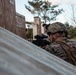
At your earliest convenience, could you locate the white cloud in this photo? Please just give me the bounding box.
[48,0,76,5]
[60,0,76,5]
[48,0,60,5]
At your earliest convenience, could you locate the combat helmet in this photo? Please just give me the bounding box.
[47,22,67,35]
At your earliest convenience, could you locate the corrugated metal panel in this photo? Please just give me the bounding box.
[0,27,76,75]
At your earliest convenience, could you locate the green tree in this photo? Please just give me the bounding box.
[25,0,64,23]
[68,27,76,39]
[26,28,33,39]
[25,0,42,17]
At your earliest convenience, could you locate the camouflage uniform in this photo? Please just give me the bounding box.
[45,38,76,63]
[44,22,76,65]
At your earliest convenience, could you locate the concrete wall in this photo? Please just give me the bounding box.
[41,22,45,34]
[33,17,41,39]
[32,17,46,39]
[0,0,26,39]
[0,0,16,33]
[16,13,26,39]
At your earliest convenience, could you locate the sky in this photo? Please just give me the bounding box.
[15,0,76,26]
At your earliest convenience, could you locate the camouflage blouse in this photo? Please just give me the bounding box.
[44,38,76,64]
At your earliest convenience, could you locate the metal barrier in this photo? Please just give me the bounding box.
[0,27,76,75]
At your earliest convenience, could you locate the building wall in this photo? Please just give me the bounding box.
[33,17,46,39]
[0,0,46,40]
[33,17,41,39]
[34,17,41,35]
[32,24,37,39]
[0,0,26,39]
[16,13,26,39]
[41,22,45,34]
[0,0,16,33]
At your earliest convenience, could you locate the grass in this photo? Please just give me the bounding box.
[69,39,76,42]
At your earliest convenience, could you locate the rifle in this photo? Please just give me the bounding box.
[32,34,50,47]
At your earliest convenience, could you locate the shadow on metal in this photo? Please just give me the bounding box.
[0,27,76,75]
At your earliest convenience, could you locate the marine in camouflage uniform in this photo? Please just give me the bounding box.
[44,22,76,66]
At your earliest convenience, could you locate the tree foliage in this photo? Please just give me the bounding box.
[26,29,33,39]
[68,26,76,39]
[25,0,64,23]
[64,22,76,39]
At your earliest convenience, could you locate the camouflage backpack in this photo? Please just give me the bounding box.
[57,41,76,66]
